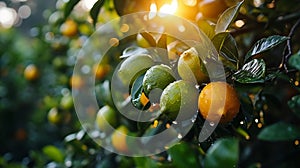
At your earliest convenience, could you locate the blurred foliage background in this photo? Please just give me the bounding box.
[1,0,300,167]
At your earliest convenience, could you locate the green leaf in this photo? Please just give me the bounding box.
[42,145,64,163]
[212,32,239,70]
[96,80,114,107]
[168,142,201,168]
[197,19,215,39]
[245,35,289,61]
[288,95,300,118]
[233,59,266,83]
[90,0,105,26]
[157,34,169,63]
[131,75,150,110]
[215,1,244,33]
[157,34,167,49]
[237,92,254,126]
[64,0,80,19]
[134,157,159,168]
[288,50,300,70]
[212,32,239,62]
[204,138,239,168]
[258,122,300,141]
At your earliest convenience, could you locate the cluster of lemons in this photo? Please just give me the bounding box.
[118,45,240,124]
[94,33,241,153]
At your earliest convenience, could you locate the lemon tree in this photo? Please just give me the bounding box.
[3,0,300,167]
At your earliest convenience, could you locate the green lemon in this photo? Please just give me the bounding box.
[60,95,73,110]
[136,33,152,48]
[160,80,198,120]
[118,54,154,86]
[96,105,118,134]
[142,64,176,96]
[177,47,208,84]
[48,107,61,125]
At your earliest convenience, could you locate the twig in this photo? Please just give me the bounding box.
[279,18,300,72]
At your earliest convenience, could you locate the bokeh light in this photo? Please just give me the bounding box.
[18,5,31,19]
[0,6,18,28]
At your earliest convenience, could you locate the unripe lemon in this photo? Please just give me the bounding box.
[160,80,198,120]
[136,33,151,48]
[198,82,240,124]
[60,95,73,110]
[48,107,61,125]
[47,107,71,125]
[118,54,154,86]
[111,126,129,153]
[178,47,208,84]
[96,105,117,134]
[143,64,176,96]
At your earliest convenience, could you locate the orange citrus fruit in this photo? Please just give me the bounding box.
[60,19,78,37]
[198,82,240,123]
[24,64,39,81]
[94,64,111,80]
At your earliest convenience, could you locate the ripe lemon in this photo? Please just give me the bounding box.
[111,126,128,153]
[24,64,39,81]
[143,64,176,96]
[198,82,240,124]
[60,19,77,37]
[177,47,208,84]
[160,80,198,120]
[93,64,111,80]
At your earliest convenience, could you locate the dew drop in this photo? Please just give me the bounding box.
[209,122,215,126]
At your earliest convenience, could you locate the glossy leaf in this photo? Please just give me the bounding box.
[288,50,300,70]
[233,59,266,83]
[197,20,215,39]
[288,95,300,118]
[168,142,201,168]
[245,35,289,61]
[215,1,244,33]
[157,34,167,49]
[157,34,169,63]
[212,32,239,62]
[204,138,239,168]
[64,0,80,19]
[258,122,300,141]
[90,0,105,26]
[42,145,64,163]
